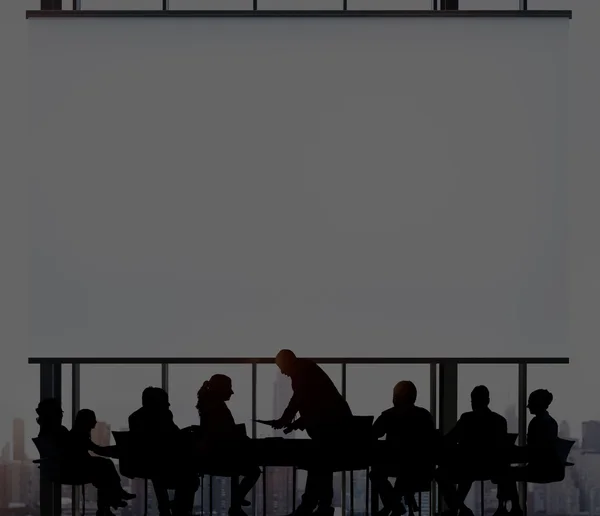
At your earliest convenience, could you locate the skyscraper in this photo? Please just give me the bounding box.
[582,421,600,452]
[559,420,571,439]
[12,419,25,463]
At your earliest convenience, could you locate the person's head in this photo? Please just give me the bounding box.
[196,375,234,411]
[73,409,97,432]
[142,387,170,411]
[275,349,297,376]
[142,386,157,408]
[36,398,63,427]
[527,389,553,416]
[393,381,417,408]
[153,388,170,410]
[470,385,490,411]
[208,374,234,402]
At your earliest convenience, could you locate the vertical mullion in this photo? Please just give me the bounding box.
[341,363,347,516]
[251,363,257,516]
[429,363,437,516]
[161,363,169,392]
[72,364,81,516]
[518,363,528,515]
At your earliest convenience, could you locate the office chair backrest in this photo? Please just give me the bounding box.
[32,437,62,481]
[556,438,575,465]
[32,436,60,459]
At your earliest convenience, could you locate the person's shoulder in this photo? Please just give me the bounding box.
[298,358,316,369]
[492,411,507,423]
[415,405,433,417]
[380,407,395,418]
[459,411,473,421]
[129,407,143,420]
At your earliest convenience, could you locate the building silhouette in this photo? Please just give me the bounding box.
[582,421,600,452]
[11,421,25,464]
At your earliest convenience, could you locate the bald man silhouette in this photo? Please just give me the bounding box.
[272,350,352,516]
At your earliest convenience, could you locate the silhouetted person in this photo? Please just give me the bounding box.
[129,387,199,516]
[36,398,69,445]
[68,409,135,516]
[497,390,560,516]
[272,349,352,516]
[436,386,508,516]
[370,381,436,516]
[195,375,261,516]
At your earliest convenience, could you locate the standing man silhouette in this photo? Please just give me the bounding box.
[272,349,352,516]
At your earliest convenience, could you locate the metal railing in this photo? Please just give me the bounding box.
[30,356,568,516]
[35,0,542,14]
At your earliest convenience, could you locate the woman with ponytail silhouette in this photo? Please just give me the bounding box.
[196,375,261,516]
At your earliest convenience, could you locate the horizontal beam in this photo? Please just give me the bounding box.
[28,357,570,365]
[25,9,572,19]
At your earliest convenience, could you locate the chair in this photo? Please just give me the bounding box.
[522,438,575,484]
[114,430,175,516]
[480,434,520,509]
[32,437,89,516]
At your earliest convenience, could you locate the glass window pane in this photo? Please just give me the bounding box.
[527,364,579,515]
[458,365,518,515]
[169,0,252,9]
[256,363,343,515]
[169,364,252,516]
[80,365,162,516]
[346,364,432,515]
[81,0,161,8]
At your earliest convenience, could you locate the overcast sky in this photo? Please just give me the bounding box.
[1,0,599,456]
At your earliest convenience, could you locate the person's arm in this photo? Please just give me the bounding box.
[88,440,119,458]
[273,393,300,429]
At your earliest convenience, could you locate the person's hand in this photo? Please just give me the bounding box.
[283,420,303,434]
[271,419,285,430]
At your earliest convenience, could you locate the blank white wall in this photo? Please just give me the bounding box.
[27,16,569,359]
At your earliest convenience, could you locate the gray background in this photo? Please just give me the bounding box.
[28,17,568,359]
[0,0,598,455]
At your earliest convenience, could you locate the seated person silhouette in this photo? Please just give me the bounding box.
[436,386,508,516]
[129,387,199,516]
[271,349,353,516]
[195,375,261,516]
[496,389,561,516]
[369,381,436,516]
[68,409,135,515]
